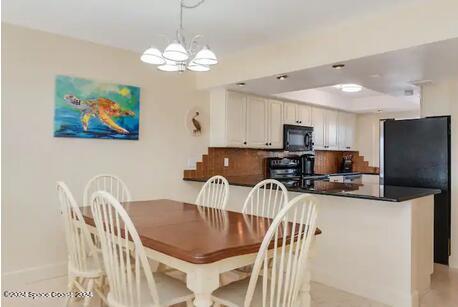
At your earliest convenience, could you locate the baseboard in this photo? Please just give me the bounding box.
[2,262,67,288]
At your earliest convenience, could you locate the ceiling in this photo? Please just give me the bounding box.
[2,0,429,56]
[276,86,420,113]
[227,37,458,112]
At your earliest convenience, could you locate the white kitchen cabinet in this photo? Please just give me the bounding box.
[225,91,247,147]
[325,109,339,150]
[246,96,267,148]
[210,89,355,151]
[210,90,282,149]
[283,102,297,125]
[312,107,326,149]
[283,102,311,126]
[338,112,357,150]
[345,113,356,150]
[297,104,312,126]
[312,107,340,150]
[267,99,284,148]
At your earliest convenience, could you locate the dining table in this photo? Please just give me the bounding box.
[81,199,321,307]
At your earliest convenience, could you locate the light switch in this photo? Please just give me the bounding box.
[224,157,229,167]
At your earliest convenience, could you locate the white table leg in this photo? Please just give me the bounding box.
[186,267,220,307]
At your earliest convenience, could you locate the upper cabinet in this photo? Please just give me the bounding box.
[210,90,283,149]
[326,110,339,150]
[312,107,326,149]
[283,102,311,126]
[312,107,338,150]
[246,96,267,148]
[338,112,357,150]
[210,89,356,151]
[267,99,284,148]
[225,91,247,147]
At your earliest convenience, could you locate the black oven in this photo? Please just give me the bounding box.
[283,125,313,152]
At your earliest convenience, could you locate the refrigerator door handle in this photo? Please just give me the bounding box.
[379,119,385,184]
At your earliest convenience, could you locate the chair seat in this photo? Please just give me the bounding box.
[212,277,265,307]
[107,272,194,307]
[68,254,104,278]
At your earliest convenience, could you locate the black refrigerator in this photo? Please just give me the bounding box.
[382,116,451,265]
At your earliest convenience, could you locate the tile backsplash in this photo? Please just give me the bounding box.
[183,148,378,179]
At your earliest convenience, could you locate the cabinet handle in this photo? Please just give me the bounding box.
[299,121,302,123]
[269,143,272,145]
[265,142,269,146]
[243,141,247,145]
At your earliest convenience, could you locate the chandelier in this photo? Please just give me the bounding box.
[140,0,217,73]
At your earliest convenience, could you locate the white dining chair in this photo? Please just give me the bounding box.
[212,194,318,307]
[242,179,289,218]
[231,179,289,279]
[56,182,107,307]
[83,174,131,206]
[90,191,194,307]
[195,175,229,209]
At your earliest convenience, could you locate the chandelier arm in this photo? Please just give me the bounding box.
[181,0,206,9]
[188,34,204,54]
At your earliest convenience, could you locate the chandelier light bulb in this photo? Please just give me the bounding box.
[163,41,189,62]
[187,62,210,72]
[140,47,166,65]
[157,60,181,72]
[193,46,218,65]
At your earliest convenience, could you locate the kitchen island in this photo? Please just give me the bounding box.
[184,175,440,307]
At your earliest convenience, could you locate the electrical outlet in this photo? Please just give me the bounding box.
[224,157,229,167]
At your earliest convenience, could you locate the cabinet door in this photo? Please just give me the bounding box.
[345,113,356,150]
[297,104,312,126]
[268,100,284,148]
[246,96,268,148]
[337,112,347,150]
[283,102,297,125]
[326,110,339,149]
[312,107,326,149]
[226,92,247,146]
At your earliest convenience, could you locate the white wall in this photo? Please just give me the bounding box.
[355,110,420,166]
[421,79,458,268]
[1,24,209,283]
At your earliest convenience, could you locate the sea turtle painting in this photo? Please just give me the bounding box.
[64,95,135,134]
[54,75,140,140]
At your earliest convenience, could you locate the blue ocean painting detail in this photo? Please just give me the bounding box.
[54,75,140,140]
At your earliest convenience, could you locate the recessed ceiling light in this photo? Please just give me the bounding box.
[411,79,433,86]
[236,82,246,87]
[334,83,362,93]
[276,74,288,80]
[370,74,381,78]
[332,64,345,70]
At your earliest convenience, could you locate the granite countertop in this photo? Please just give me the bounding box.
[183,175,441,202]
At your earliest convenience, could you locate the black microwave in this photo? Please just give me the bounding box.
[283,124,314,152]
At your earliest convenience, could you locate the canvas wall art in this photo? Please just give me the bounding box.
[54,75,140,140]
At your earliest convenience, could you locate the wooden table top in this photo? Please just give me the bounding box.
[82,199,321,264]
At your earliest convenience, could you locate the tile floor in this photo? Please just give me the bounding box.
[2,264,457,307]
